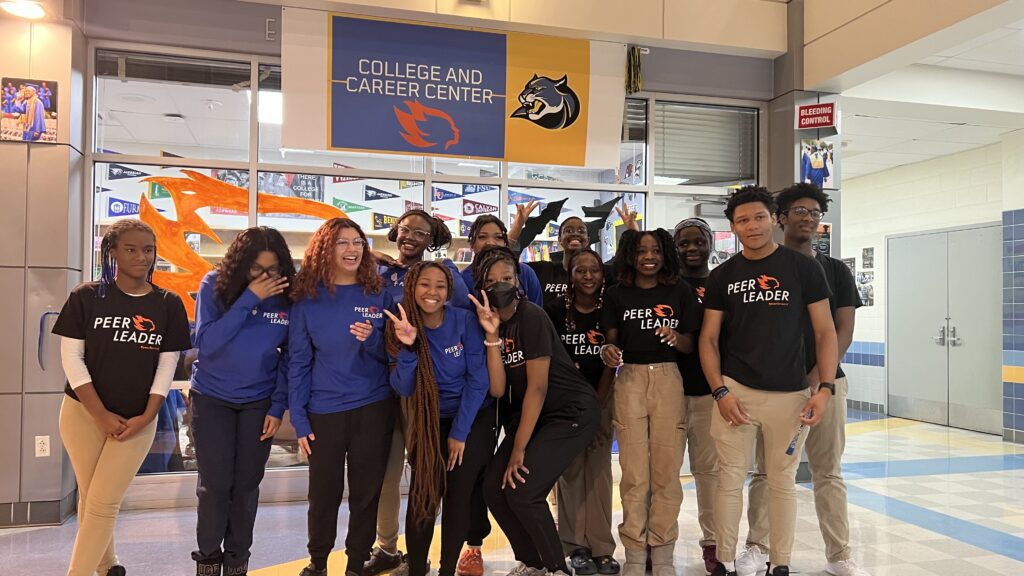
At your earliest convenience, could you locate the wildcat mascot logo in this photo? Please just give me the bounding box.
[511,74,580,130]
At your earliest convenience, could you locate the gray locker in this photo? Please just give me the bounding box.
[21,393,70,502]
[0,267,25,394]
[0,395,22,503]
[27,145,84,270]
[0,145,28,268]
[23,268,79,393]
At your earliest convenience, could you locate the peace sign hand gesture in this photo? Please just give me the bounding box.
[383,304,417,347]
[467,291,500,336]
[616,203,640,231]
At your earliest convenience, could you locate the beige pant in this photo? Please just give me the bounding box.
[747,378,850,562]
[558,402,616,557]
[377,402,408,552]
[710,377,809,567]
[612,363,686,551]
[60,396,157,576]
[684,394,718,548]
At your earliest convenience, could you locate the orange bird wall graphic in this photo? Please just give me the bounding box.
[137,170,347,320]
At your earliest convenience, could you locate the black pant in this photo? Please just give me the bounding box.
[191,391,275,570]
[484,400,599,573]
[307,398,396,574]
[406,405,497,576]
[466,404,502,547]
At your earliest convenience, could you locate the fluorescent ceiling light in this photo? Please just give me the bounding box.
[246,90,283,125]
[458,162,494,168]
[654,176,690,186]
[1,1,45,19]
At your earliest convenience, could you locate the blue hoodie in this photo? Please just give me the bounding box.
[380,259,471,309]
[288,283,393,438]
[190,270,289,417]
[390,305,489,442]
[460,262,544,307]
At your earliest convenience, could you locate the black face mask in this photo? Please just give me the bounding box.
[484,282,519,309]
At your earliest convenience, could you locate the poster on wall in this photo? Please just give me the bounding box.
[862,247,874,269]
[800,139,835,190]
[842,258,856,274]
[1,78,57,143]
[857,271,875,306]
[815,222,832,256]
[282,9,626,167]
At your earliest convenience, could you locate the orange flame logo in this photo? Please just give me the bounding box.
[138,170,347,320]
[756,275,781,290]
[394,100,460,151]
[132,315,155,331]
[653,304,674,318]
[586,330,605,345]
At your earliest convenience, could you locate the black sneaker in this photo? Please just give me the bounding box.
[107,567,127,576]
[593,555,620,575]
[224,562,248,576]
[711,564,736,576]
[196,561,222,576]
[569,549,597,576]
[769,566,789,576]
[299,563,328,576]
[364,547,404,576]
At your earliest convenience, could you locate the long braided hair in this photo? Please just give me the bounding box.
[291,218,381,300]
[469,245,521,293]
[98,219,156,297]
[384,261,452,526]
[564,248,605,332]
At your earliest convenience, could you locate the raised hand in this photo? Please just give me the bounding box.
[616,203,640,231]
[248,273,289,301]
[513,200,541,228]
[384,304,417,347]
[468,292,500,336]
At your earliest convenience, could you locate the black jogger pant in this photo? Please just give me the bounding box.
[191,391,275,571]
[406,404,497,576]
[484,399,599,573]
[306,398,396,574]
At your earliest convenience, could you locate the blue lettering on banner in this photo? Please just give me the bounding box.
[364,185,398,201]
[509,190,544,205]
[330,16,507,158]
[433,186,461,202]
[107,197,140,217]
[463,184,497,195]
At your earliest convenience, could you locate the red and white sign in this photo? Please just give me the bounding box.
[795,103,836,130]
[463,199,498,216]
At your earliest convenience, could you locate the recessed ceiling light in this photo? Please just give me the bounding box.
[1,1,46,19]
[163,113,186,124]
[120,93,155,104]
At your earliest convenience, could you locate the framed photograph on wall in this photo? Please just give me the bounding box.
[1,78,57,142]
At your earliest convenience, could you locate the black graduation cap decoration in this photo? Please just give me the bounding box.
[513,198,568,252]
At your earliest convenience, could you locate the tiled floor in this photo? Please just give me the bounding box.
[1,416,1022,576]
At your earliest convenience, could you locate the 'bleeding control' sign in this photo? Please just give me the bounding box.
[795,103,836,130]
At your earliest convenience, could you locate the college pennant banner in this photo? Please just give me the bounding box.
[282,9,626,168]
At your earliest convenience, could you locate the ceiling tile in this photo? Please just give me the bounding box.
[930,124,1012,144]
[882,139,982,156]
[950,29,1024,66]
[173,86,250,122]
[187,118,249,150]
[842,115,954,139]
[918,56,948,65]
[847,151,932,165]
[934,57,1024,76]
[935,27,1017,58]
[109,111,197,146]
[840,134,907,153]
[98,78,180,115]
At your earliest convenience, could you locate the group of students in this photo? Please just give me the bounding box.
[54,183,867,576]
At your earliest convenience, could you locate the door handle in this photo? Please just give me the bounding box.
[38,310,60,370]
[949,325,962,347]
[932,325,946,346]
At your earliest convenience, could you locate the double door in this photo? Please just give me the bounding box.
[887,224,1001,434]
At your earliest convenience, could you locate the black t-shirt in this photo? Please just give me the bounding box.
[703,245,831,392]
[53,282,193,418]
[545,297,607,388]
[499,301,596,423]
[602,280,701,365]
[528,258,614,308]
[677,275,711,396]
[805,252,862,380]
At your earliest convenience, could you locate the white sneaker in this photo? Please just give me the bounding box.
[507,562,545,576]
[735,545,769,576]
[825,559,871,576]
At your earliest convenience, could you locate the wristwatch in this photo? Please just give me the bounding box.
[818,382,836,395]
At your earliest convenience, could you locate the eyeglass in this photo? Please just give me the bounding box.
[249,263,281,277]
[787,207,824,221]
[335,239,367,250]
[561,227,588,236]
[397,225,431,241]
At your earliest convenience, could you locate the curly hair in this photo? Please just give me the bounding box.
[724,185,775,223]
[564,248,604,332]
[469,244,521,292]
[387,209,453,253]
[614,229,680,288]
[468,215,509,247]
[775,183,831,230]
[215,227,296,308]
[98,219,156,298]
[291,218,381,300]
[384,261,453,526]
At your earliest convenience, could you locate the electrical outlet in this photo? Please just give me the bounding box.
[35,435,50,458]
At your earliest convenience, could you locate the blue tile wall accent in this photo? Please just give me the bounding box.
[841,340,886,367]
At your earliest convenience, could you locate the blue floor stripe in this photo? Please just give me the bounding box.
[842,455,1024,480]
[844,484,1024,562]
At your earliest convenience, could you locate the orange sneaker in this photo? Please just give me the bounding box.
[457,548,484,576]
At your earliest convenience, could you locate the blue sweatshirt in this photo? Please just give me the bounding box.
[460,261,544,307]
[288,284,393,438]
[380,259,472,309]
[390,305,489,442]
[190,270,289,418]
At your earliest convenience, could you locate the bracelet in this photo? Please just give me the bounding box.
[818,382,836,396]
[712,386,730,401]
[483,338,503,348]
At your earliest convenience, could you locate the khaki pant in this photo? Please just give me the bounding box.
[710,378,809,567]
[558,402,616,557]
[60,396,157,576]
[377,403,408,552]
[684,394,718,548]
[747,378,850,562]
[612,363,685,551]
